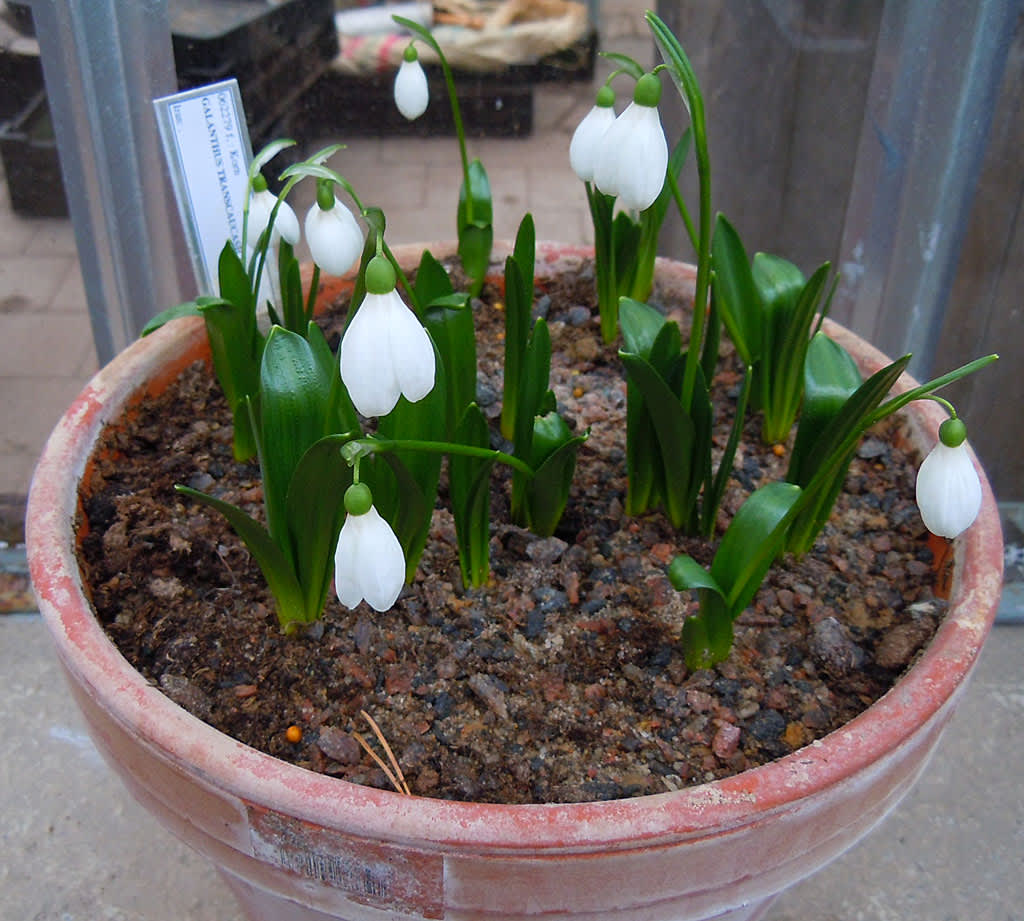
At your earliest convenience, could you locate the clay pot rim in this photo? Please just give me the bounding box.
[26,241,1003,854]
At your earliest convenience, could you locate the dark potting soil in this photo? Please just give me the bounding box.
[77,259,946,804]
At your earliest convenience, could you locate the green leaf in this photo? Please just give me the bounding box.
[141,300,203,336]
[424,295,475,440]
[788,332,862,486]
[457,158,493,295]
[711,214,762,366]
[413,250,455,311]
[512,213,535,305]
[257,327,334,551]
[175,485,307,631]
[524,413,587,537]
[711,481,802,617]
[619,350,696,529]
[510,318,553,524]
[450,403,495,587]
[668,554,725,597]
[284,434,353,621]
[681,595,734,671]
[501,256,531,440]
[597,50,646,80]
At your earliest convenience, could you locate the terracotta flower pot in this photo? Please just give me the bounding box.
[27,243,1003,921]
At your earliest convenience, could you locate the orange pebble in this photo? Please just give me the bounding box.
[285,725,303,744]
[772,443,786,457]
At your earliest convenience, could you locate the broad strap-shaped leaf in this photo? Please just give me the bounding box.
[711,214,762,367]
[424,293,475,440]
[284,434,353,621]
[501,256,531,440]
[175,485,307,631]
[141,300,204,336]
[257,327,334,551]
[413,249,455,315]
[450,403,495,588]
[510,318,553,524]
[524,412,587,538]
[711,481,802,616]
[619,350,696,529]
[788,332,862,486]
[667,556,732,671]
[512,213,535,307]
[457,158,493,295]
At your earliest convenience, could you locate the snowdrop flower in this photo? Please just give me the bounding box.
[394,45,429,121]
[915,417,982,538]
[593,72,668,212]
[339,254,435,417]
[305,180,364,277]
[247,175,300,247]
[569,85,616,183]
[334,483,405,612]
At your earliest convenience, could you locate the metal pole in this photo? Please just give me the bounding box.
[28,0,193,365]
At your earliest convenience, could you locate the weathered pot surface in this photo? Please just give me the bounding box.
[26,242,1003,921]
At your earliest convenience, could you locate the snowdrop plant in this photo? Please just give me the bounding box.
[155,13,993,664]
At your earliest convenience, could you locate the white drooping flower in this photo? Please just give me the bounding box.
[334,485,406,612]
[339,255,435,418]
[592,73,668,212]
[915,417,983,539]
[569,86,616,183]
[305,192,364,277]
[247,182,300,247]
[394,46,429,121]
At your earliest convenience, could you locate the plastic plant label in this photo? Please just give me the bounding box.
[154,79,253,294]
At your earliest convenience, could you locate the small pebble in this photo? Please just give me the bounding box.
[809,616,865,676]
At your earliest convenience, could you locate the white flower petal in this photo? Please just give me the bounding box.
[248,188,300,246]
[339,293,401,417]
[394,58,429,120]
[386,292,436,404]
[305,200,364,277]
[353,506,406,611]
[334,514,366,608]
[592,102,668,212]
[569,104,616,182]
[915,442,983,538]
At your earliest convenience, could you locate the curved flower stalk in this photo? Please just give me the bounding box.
[593,72,668,213]
[394,44,429,120]
[339,253,436,418]
[916,416,982,538]
[305,179,364,277]
[334,483,406,611]
[393,14,492,296]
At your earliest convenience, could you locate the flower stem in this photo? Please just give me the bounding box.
[348,436,536,477]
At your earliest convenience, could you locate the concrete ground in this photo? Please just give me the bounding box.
[2,2,1021,918]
